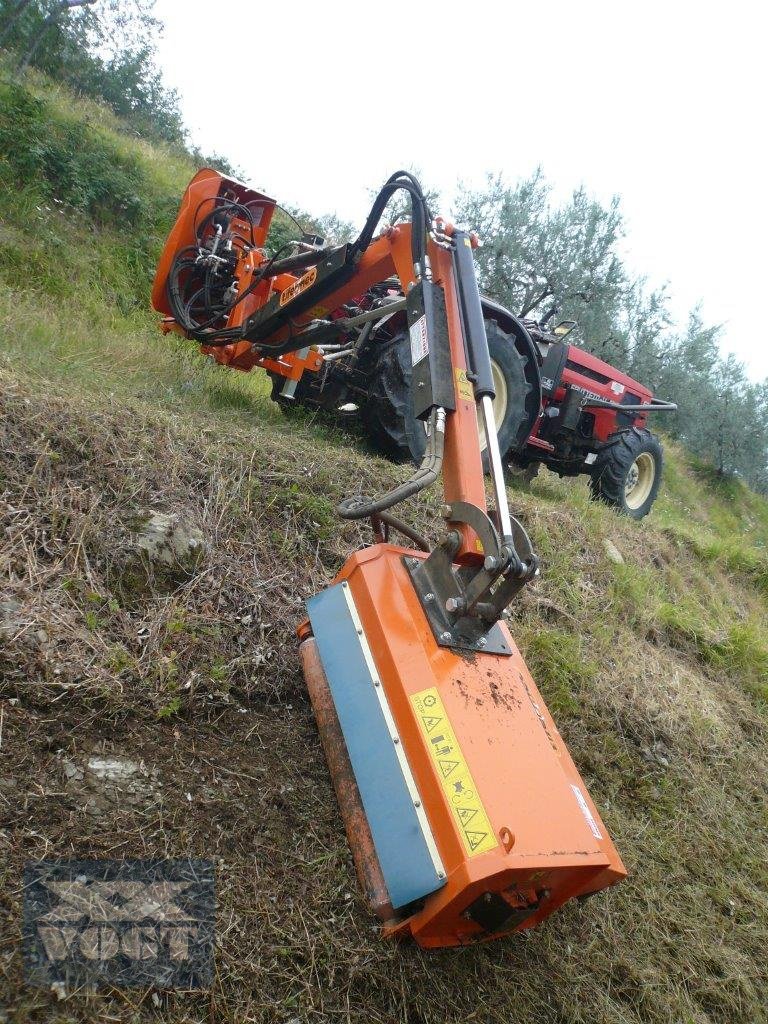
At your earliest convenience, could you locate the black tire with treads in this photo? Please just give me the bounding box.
[361,320,531,470]
[359,330,422,463]
[589,427,663,519]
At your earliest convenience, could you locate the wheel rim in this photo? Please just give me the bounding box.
[476,359,508,453]
[625,451,656,510]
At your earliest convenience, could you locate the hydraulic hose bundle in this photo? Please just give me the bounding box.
[351,170,432,273]
[166,196,292,345]
[336,172,439,522]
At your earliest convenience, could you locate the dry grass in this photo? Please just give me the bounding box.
[1,366,767,1024]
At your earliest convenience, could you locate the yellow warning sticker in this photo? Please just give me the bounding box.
[410,687,497,857]
[455,367,474,403]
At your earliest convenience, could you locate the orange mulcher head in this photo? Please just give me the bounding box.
[300,543,625,948]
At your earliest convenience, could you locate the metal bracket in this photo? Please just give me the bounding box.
[403,502,538,656]
[404,554,512,656]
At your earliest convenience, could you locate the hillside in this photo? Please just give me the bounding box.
[2,74,768,1024]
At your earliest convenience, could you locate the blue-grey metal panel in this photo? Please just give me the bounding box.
[307,583,445,909]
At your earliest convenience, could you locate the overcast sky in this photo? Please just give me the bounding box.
[154,0,766,379]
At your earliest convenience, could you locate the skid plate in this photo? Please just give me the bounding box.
[307,581,445,910]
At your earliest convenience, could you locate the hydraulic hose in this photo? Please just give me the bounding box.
[167,239,294,343]
[351,171,431,272]
[372,511,431,552]
[265,247,334,277]
[337,408,445,520]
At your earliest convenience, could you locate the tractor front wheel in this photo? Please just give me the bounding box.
[589,428,663,519]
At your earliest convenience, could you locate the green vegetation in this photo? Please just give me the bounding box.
[0,0,186,145]
[1,71,768,1024]
[0,81,153,226]
[0,71,297,415]
[458,174,768,493]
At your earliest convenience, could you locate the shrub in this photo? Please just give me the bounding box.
[0,81,149,227]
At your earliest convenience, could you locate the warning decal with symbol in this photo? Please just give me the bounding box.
[410,687,498,858]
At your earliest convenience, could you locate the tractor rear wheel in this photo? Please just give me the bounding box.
[589,427,663,519]
[361,319,531,469]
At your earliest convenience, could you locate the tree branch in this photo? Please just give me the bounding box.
[0,0,33,46]
[16,0,99,74]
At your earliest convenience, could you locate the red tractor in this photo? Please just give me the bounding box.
[270,282,675,519]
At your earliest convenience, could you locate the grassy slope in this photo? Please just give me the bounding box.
[1,74,767,1024]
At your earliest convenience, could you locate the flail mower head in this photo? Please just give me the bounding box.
[152,169,626,947]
